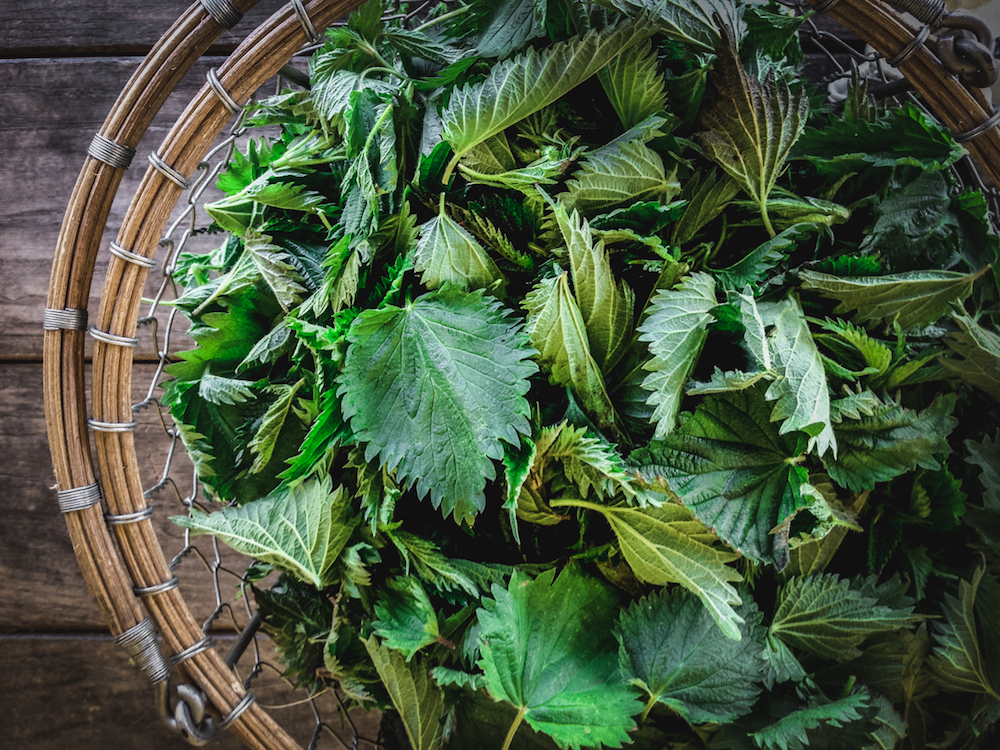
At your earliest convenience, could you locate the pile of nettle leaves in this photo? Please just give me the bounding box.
[164,0,1000,746]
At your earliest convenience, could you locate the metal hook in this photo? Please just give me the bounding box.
[155,679,216,746]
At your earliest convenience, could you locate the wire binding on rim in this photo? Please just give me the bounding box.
[218,692,257,731]
[87,417,139,432]
[43,307,88,331]
[115,618,170,684]
[109,241,157,269]
[207,68,243,115]
[57,483,103,514]
[290,0,322,45]
[199,0,243,29]
[87,132,137,169]
[105,506,155,525]
[171,637,216,666]
[955,106,1000,143]
[886,25,932,67]
[813,0,841,14]
[148,151,192,190]
[134,577,180,598]
[89,325,139,348]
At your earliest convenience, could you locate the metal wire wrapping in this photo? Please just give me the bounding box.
[112,1,1000,748]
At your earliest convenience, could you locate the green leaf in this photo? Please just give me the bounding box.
[598,39,668,129]
[441,18,654,168]
[799,267,988,330]
[388,529,502,598]
[447,688,562,750]
[523,271,616,429]
[338,286,536,524]
[672,168,740,247]
[446,0,547,59]
[364,636,446,750]
[941,313,1000,403]
[965,431,1000,547]
[171,476,356,589]
[823,393,957,492]
[243,232,311,312]
[373,576,441,660]
[558,499,744,639]
[248,379,305,474]
[631,386,807,567]
[597,0,744,52]
[764,297,836,457]
[553,203,634,373]
[477,567,641,749]
[710,224,811,291]
[750,689,873,750]
[617,588,765,722]
[413,198,507,294]
[697,26,808,236]
[561,139,680,215]
[198,371,258,406]
[638,272,717,439]
[930,568,1000,699]
[769,574,918,661]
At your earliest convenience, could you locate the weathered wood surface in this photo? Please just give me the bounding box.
[1,0,287,56]
[0,636,382,749]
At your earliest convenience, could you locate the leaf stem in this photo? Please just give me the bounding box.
[760,200,776,238]
[640,694,657,723]
[442,153,461,187]
[500,706,527,750]
[412,5,470,33]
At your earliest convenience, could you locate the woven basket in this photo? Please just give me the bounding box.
[43,0,1000,747]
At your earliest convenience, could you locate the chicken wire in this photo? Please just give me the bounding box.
[122,2,998,747]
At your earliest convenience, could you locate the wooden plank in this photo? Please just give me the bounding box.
[0,361,259,631]
[0,635,382,749]
[0,55,272,361]
[0,0,292,57]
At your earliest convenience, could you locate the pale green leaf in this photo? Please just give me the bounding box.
[198,371,258,406]
[799,267,988,330]
[964,431,1000,547]
[737,288,772,371]
[686,367,771,395]
[553,203,634,372]
[597,0,743,52]
[672,168,740,246]
[561,140,680,215]
[338,286,536,524]
[598,39,668,129]
[770,574,919,661]
[244,233,310,312]
[750,690,872,750]
[764,297,836,457]
[697,26,808,236]
[477,567,641,749]
[373,576,441,660]
[617,588,765,722]
[941,313,1000,402]
[171,476,355,588]
[364,637,446,750]
[523,272,616,428]
[238,321,293,374]
[441,18,655,165]
[459,150,566,193]
[414,198,507,294]
[248,379,305,474]
[558,499,744,640]
[462,133,518,174]
[638,272,717,439]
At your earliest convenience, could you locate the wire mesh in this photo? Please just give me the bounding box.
[122,2,999,748]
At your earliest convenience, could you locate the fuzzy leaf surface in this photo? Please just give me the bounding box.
[414,204,506,294]
[597,0,743,52]
[338,286,536,524]
[598,39,668,129]
[477,567,641,749]
[561,140,679,215]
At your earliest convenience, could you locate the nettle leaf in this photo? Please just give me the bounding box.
[630,386,808,568]
[248,379,305,474]
[198,371,258,406]
[597,0,743,52]
[364,637,446,750]
[749,689,874,750]
[523,271,616,428]
[764,297,836,457]
[557,499,744,640]
[799,267,987,330]
[639,272,717,439]
[554,203,634,372]
[441,18,654,170]
[697,25,808,237]
[477,567,641,749]
[598,39,668,130]
[171,476,356,589]
[617,588,765,723]
[672,168,740,247]
[823,393,957,492]
[561,139,680,215]
[769,574,918,661]
[941,313,1000,403]
[243,232,311,312]
[965,431,1000,547]
[448,0,547,59]
[711,224,810,292]
[414,197,507,294]
[338,286,536,524]
[373,576,441,660]
[527,422,638,504]
[930,567,1000,699]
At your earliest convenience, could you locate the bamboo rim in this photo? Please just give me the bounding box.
[42,0,1000,748]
